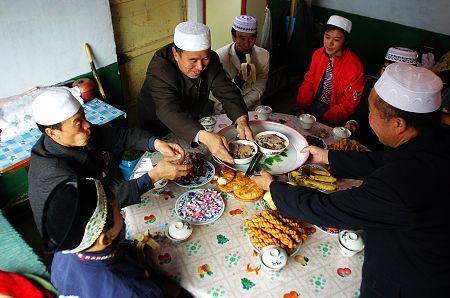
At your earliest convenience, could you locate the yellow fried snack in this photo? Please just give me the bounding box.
[245,210,308,254]
[309,174,337,183]
[302,178,337,191]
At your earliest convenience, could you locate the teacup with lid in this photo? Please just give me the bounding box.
[259,245,288,272]
[338,230,364,257]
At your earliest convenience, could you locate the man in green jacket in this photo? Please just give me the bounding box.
[137,21,253,164]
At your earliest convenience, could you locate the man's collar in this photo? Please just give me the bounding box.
[43,134,89,164]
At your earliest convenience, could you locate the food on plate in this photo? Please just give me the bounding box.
[216,167,235,185]
[175,152,207,185]
[305,135,326,149]
[246,210,307,254]
[290,164,337,191]
[256,133,287,150]
[229,142,256,159]
[216,169,264,202]
[328,138,365,151]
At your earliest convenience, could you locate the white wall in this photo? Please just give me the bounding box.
[314,0,450,36]
[0,0,117,98]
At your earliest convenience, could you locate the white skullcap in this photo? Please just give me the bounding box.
[327,15,352,34]
[385,47,418,65]
[174,22,211,51]
[374,63,443,113]
[32,87,81,125]
[232,15,257,33]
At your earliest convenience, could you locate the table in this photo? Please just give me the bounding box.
[0,99,125,173]
[124,113,364,298]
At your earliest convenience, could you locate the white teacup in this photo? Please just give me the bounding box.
[338,230,364,257]
[333,127,351,141]
[259,245,288,272]
[255,105,272,121]
[299,114,316,130]
[199,116,217,132]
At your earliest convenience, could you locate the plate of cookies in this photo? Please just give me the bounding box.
[245,210,308,255]
[215,167,264,202]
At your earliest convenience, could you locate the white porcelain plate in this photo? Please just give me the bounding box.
[314,225,340,235]
[216,121,309,175]
[174,161,215,188]
[175,189,225,225]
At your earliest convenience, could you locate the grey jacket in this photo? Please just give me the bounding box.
[137,43,248,141]
[28,124,152,235]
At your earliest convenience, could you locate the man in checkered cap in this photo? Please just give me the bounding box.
[215,15,270,112]
[29,87,191,241]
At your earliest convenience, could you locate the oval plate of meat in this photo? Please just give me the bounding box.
[216,121,309,175]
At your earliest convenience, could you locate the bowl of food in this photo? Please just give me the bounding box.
[254,131,289,157]
[229,140,258,164]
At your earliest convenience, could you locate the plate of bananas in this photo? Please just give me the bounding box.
[288,164,337,192]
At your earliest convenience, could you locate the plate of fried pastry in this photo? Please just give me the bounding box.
[214,167,264,202]
[245,210,308,255]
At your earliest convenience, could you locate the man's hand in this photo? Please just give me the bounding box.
[198,131,234,164]
[301,145,329,164]
[148,155,192,182]
[250,170,274,191]
[154,139,185,164]
[235,115,254,141]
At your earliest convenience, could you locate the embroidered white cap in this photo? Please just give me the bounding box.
[374,63,443,113]
[385,47,418,65]
[327,15,352,34]
[32,87,82,125]
[232,15,257,33]
[174,21,211,51]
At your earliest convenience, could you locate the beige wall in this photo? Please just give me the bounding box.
[206,0,267,50]
[205,0,241,50]
[246,0,266,46]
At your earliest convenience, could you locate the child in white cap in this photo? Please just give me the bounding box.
[252,64,450,297]
[215,15,270,111]
[46,177,191,297]
[137,21,254,165]
[297,15,364,126]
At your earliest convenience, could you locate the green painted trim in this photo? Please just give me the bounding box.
[61,62,124,110]
[0,169,29,207]
[312,6,450,74]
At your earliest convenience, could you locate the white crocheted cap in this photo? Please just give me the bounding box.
[385,47,418,65]
[327,15,352,34]
[232,15,257,33]
[32,87,81,125]
[174,21,211,51]
[374,63,443,113]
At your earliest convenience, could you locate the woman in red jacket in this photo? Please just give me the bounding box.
[297,15,364,126]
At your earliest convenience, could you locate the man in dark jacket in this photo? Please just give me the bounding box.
[137,21,253,164]
[252,64,450,297]
[28,88,191,236]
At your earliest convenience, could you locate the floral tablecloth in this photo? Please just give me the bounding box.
[123,113,363,298]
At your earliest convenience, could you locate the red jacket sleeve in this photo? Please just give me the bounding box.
[297,49,322,110]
